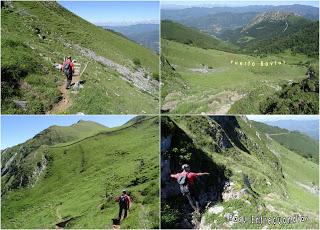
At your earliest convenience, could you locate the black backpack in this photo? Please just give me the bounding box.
[119,195,127,207]
[178,173,190,195]
[64,63,71,76]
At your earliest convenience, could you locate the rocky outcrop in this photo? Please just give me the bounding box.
[74,44,159,97]
[210,116,250,153]
[30,155,48,187]
[1,152,17,176]
[222,181,247,201]
[161,117,229,228]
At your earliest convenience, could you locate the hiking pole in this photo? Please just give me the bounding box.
[80,62,89,77]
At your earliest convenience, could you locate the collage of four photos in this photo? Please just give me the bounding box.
[1,0,319,229]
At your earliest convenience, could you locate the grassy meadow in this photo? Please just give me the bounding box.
[1,117,160,229]
[1,1,159,114]
[161,39,317,114]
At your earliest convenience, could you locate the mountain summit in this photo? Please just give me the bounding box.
[1,117,159,228]
[242,11,297,32]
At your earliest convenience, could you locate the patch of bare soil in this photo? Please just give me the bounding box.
[208,91,245,114]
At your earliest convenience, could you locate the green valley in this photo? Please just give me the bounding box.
[1,116,160,229]
[161,7,319,115]
[1,1,159,114]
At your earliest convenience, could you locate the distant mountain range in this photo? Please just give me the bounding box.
[257,119,319,140]
[103,23,159,52]
[162,4,319,57]
[162,4,319,23]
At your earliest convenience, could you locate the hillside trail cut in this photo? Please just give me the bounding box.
[47,62,88,114]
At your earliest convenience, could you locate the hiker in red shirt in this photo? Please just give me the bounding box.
[62,56,75,89]
[115,190,131,221]
[171,164,209,212]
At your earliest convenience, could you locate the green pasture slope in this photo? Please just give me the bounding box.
[1,1,159,114]
[252,121,319,163]
[1,117,160,229]
[161,116,318,229]
[267,140,319,222]
[161,20,235,52]
[161,39,315,114]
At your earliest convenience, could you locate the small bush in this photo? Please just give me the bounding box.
[152,73,159,81]
[132,57,141,66]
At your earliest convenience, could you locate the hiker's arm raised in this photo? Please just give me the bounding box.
[170,174,178,179]
[197,172,210,176]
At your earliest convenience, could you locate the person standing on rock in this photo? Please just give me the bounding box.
[170,164,209,212]
[62,56,74,89]
[115,190,131,221]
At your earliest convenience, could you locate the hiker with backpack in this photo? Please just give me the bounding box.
[170,164,209,212]
[62,56,75,89]
[115,190,131,221]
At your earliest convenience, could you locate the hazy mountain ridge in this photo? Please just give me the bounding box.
[257,119,319,140]
[103,24,160,52]
[162,4,319,22]
[251,120,319,163]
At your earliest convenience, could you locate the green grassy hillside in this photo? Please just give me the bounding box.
[1,117,160,229]
[220,14,318,58]
[161,20,235,52]
[245,21,319,58]
[222,15,310,44]
[1,1,159,114]
[161,39,317,114]
[161,116,319,229]
[252,121,319,163]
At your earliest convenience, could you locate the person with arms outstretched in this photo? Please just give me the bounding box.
[170,164,209,212]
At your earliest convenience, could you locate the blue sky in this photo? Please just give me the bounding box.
[162,0,319,8]
[247,115,319,122]
[58,1,160,25]
[1,115,135,149]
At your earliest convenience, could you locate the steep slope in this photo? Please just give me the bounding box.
[229,68,319,114]
[252,121,319,164]
[1,117,159,229]
[160,55,187,112]
[161,116,319,229]
[161,20,235,52]
[247,20,319,58]
[220,12,318,58]
[1,120,109,193]
[1,1,159,114]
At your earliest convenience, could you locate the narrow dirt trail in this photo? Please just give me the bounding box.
[47,74,80,114]
[268,132,290,136]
